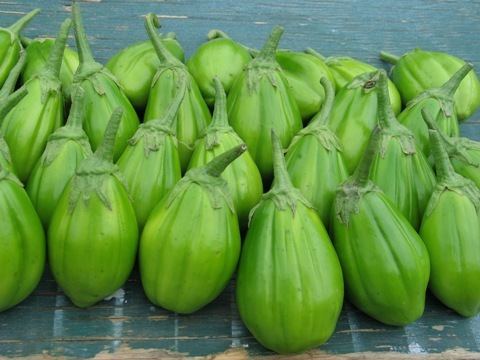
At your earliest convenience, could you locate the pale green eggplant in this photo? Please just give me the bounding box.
[140,145,245,314]
[71,2,139,160]
[188,77,263,227]
[228,26,302,182]
[236,131,343,354]
[144,14,211,171]
[285,77,348,225]
[1,19,71,182]
[49,108,138,308]
[27,88,92,228]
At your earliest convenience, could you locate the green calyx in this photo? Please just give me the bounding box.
[6,8,40,40]
[347,70,381,92]
[145,13,183,68]
[166,144,247,212]
[0,50,26,98]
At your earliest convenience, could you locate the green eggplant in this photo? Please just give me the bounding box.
[27,88,92,228]
[285,77,348,225]
[331,126,430,326]
[0,9,39,87]
[367,70,435,229]
[187,30,251,106]
[144,14,211,171]
[0,166,45,312]
[327,71,381,173]
[305,48,401,114]
[236,130,343,354]
[116,78,184,229]
[188,77,263,227]
[48,108,138,308]
[71,2,139,160]
[21,36,79,101]
[381,48,480,120]
[140,145,245,314]
[228,26,302,182]
[398,64,472,156]
[1,19,71,182]
[419,119,480,317]
[107,35,185,110]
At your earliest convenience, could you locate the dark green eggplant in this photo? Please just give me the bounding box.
[228,26,302,181]
[1,19,71,182]
[0,165,45,312]
[188,77,263,227]
[398,64,472,156]
[48,108,138,308]
[236,130,343,354]
[187,30,251,106]
[0,9,39,87]
[107,35,184,110]
[71,2,139,160]
[381,48,480,120]
[140,145,245,314]
[27,88,92,228]
[367,70,435,229]
[116,78,184,229]
[285,77,348,225]
[420,122,480,317]
[305,48,401,114]
[331,126,430,326]
[144,14,211,171]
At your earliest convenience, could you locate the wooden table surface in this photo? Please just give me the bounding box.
[0,1,479,359]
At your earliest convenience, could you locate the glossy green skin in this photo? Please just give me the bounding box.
[187,38,251,106]
[140,183,241,314]
[144,70,211,171]
[27,139,91,228]
[78,72,140,160]
[48,176,138,308]
[106,39,185,110]
[1,79,63,182]
[0,177,45,312]
[398,98,459,157]
[285,133,348,225]
[368,136,436,230]
[228,71,302,181]
[188,132,263,227]
[332,191,430,325]
[276,51,334,120]
[22,39,79,100]
[389,49,480,120]
[420,191,480,317]
[237,200,344,354]
[117,130,181,229]
[0,30,21,88]
[325,57,401,114]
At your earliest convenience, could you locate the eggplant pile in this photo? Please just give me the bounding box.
[1,3,480,355]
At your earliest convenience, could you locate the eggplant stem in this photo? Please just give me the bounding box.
[352,126,382,186]
[439,63,473,97]
[144,13,182,66]
[271,129,294,189]
[8,8,40,35]
[65,87,85,128]
[304,47,326,60]
[309,77,335,126]
[94,107,123,162]
[255,26,283,62]
[204,144,247,177]
[0,50,26,98]
[207,29,231,40]
[43,18,72,79]
[427,125,456,182]
[377,70,397,128]
[210,77,229,128]
[72,2,95,64]
[379,51,399,64]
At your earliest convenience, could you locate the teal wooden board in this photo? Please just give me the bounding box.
[0,0,479,358]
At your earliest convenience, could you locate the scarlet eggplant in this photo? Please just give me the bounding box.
[144,14,211,171]
[420,122,480,317]
[187,30,251,106]
[48,108,138,308]
[71,2,139,160]
[116,79,184,229]
[381,48,480,120]
[228,26,302,181]
[1,19,71,182]
[236,131,343,354]
[0,9,39,87]
[140,145,245,314]
[398,64,472,156]
[27,88,92,228]
[188,77,263,227]
[285,77,348,225]
[107,35,184,110]
[331,126,430,326]
[0,166,45,312]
